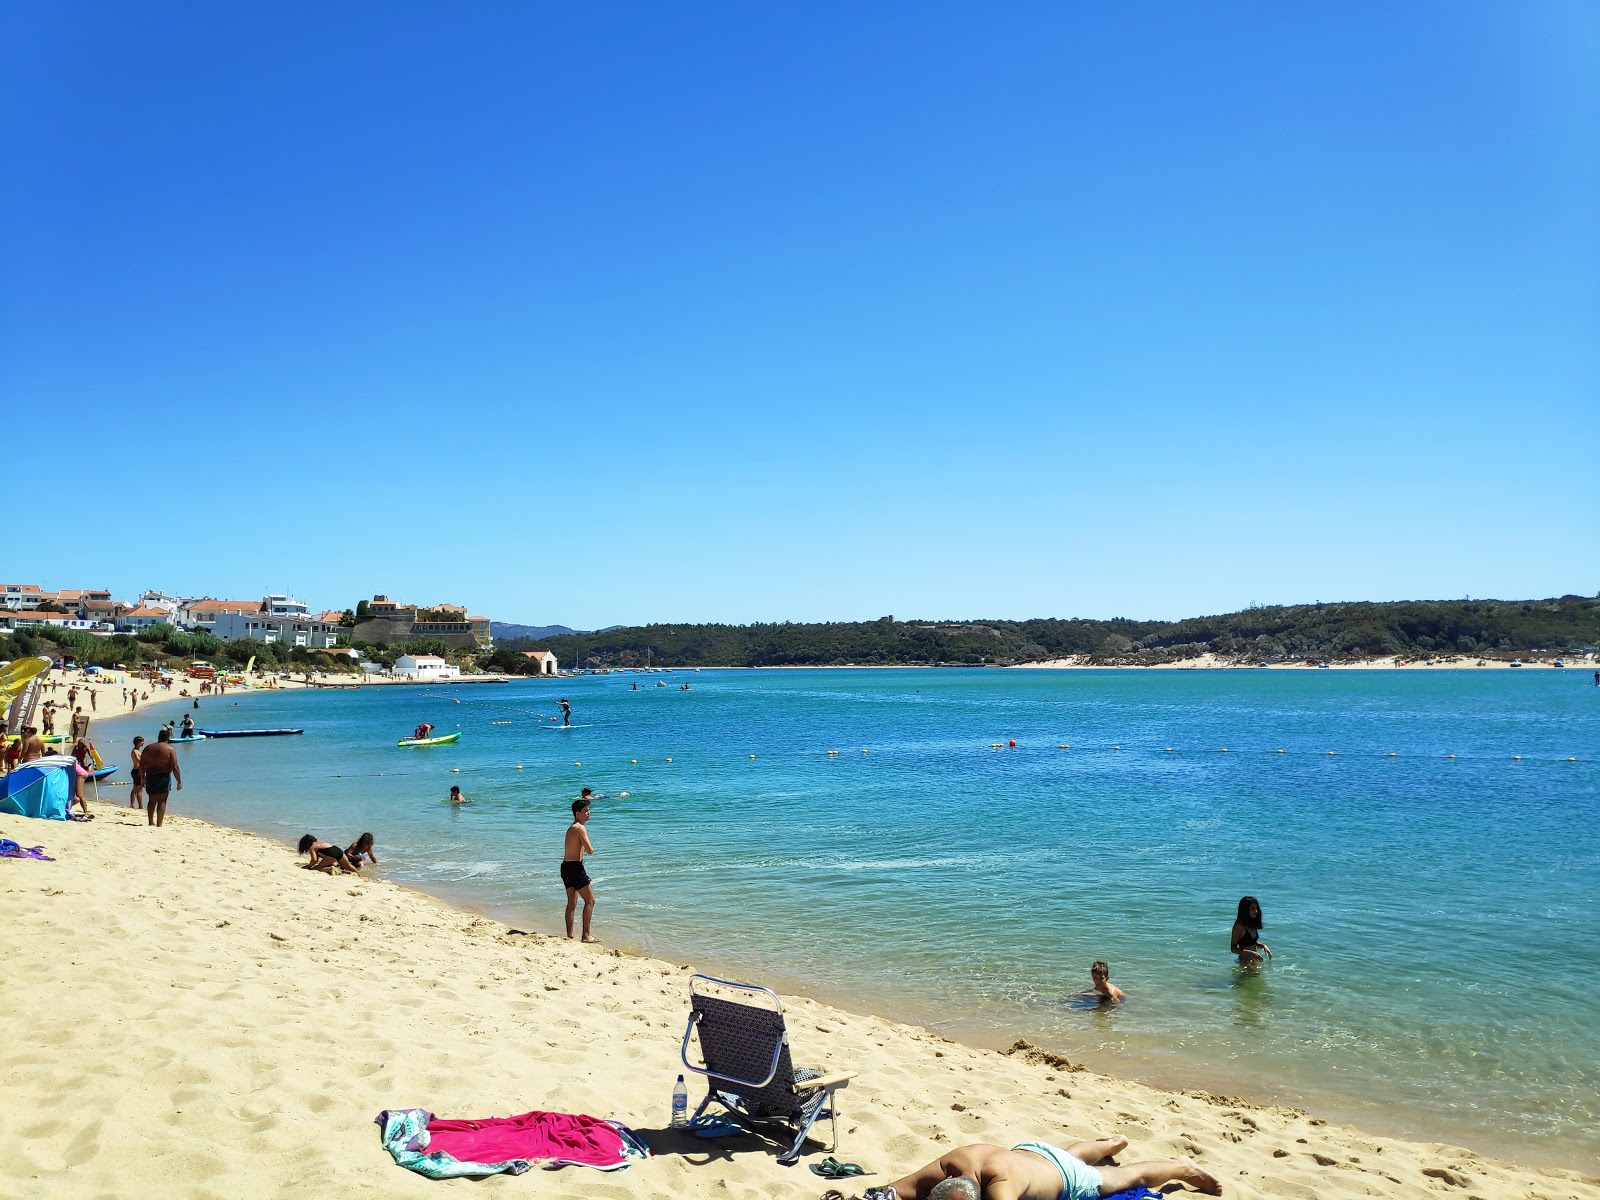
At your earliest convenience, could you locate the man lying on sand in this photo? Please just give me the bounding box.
[857,1135,1222,1199]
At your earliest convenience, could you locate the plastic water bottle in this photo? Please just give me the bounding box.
[671,1074,688,1128]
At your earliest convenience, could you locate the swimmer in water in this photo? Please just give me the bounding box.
[1087,960,1125,1004]
[448,785,469,804]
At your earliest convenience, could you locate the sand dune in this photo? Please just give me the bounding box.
[3,803,1596,1199]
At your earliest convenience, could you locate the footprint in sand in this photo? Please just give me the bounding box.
[62,1118,102,1167]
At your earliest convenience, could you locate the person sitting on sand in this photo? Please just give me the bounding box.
[1087,960,1124,1004]
[861,1135,1221,1199]
[448,785,468,804]
[1230,896,1271,965]
[345,831,378,869]
[297,834,356,873]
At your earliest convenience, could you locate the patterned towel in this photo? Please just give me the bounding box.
[375,1108,650,1180]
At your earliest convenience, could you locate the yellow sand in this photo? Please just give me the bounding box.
[3,804,1596,1199]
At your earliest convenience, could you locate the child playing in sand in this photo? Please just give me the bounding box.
[298,834,355,873]
[345,831,378,869]
[561,797,598,943]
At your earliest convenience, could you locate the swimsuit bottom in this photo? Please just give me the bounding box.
[1014,1141,1103,1200]
[145,771,173,795]
[130,769,143,785]
[560,860,591,890]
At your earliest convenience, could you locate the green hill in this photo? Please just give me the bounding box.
[483,595,1600,671]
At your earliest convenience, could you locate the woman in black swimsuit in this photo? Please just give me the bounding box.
[1230,895,1271,965]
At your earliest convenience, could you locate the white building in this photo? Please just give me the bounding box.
[212,609,342,649]
[177,598,261,633]
[0,613,105,633]
[393,654,459,680]
[521,650,558,676]
[118,606,175,631]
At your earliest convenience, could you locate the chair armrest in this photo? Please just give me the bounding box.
[794,1071,857,1091]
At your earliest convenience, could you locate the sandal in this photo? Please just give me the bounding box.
[810,1156,869,1179]
[687,1114,741,1138]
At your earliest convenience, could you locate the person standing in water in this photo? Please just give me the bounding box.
[559,698,572,726]
[561,797,597,942]
[1230,895,1271,965]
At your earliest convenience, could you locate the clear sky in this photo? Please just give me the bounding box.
[3,3,1595,628]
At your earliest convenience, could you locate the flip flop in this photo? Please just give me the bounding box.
[687,1114,740,1138]
[809,1156,869,1178]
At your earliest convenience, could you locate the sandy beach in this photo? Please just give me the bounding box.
[3,801,1596,1199]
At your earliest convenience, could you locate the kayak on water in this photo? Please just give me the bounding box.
[397,732,461,747]
[196,729,304,737]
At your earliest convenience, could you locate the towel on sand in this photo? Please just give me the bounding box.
[376,1107,649,1179]
[0,840,53,861]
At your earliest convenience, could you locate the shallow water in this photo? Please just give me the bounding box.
[99,668,1600,1169]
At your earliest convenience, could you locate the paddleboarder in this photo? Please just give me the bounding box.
[560,698,571,726]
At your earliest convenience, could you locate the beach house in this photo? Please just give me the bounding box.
[177,598,263,634]
[392,654,459,680]
[522,650,559,676]
[118,605,176,632]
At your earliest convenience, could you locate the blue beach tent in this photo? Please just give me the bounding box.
[0,755,76,820]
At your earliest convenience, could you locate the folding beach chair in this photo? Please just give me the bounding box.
[680,974,857,1166]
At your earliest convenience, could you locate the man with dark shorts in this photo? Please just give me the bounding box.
[559,698,571,726]
[129,736,146,810]
[140,727,182,828]
[561,796,597,942]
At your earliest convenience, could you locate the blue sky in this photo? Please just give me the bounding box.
[3,3,1595,627]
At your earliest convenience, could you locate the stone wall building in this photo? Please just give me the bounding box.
[350,595,492,650]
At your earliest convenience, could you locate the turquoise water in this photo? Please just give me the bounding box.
[100,668,1600,1169]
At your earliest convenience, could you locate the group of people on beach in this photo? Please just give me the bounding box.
[297,831,378,873]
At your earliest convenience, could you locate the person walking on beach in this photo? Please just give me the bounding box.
[559,698,571,726]
[70,707,88,741]
[129,736,146,810]
[561,797,598,943]
[1230,896,1270,965]
[865,1136,1222,1199]
[89,688,97,712]
[140,727,182,828]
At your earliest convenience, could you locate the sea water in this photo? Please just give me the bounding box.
[98,668,1600,1169]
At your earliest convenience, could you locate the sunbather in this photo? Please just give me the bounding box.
[862,1136,1221,1199]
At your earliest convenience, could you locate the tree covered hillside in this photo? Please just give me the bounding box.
[486,596,1600,670]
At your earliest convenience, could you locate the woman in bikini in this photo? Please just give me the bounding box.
[1230,895,1271,965]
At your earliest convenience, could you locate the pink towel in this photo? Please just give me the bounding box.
[425,1110,626,1168]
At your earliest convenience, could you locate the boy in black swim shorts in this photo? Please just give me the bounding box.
[561,796,598,943]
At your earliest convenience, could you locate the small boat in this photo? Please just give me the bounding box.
[196,728,304,737]
[398,732,461,747]
[90,765,117,780]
